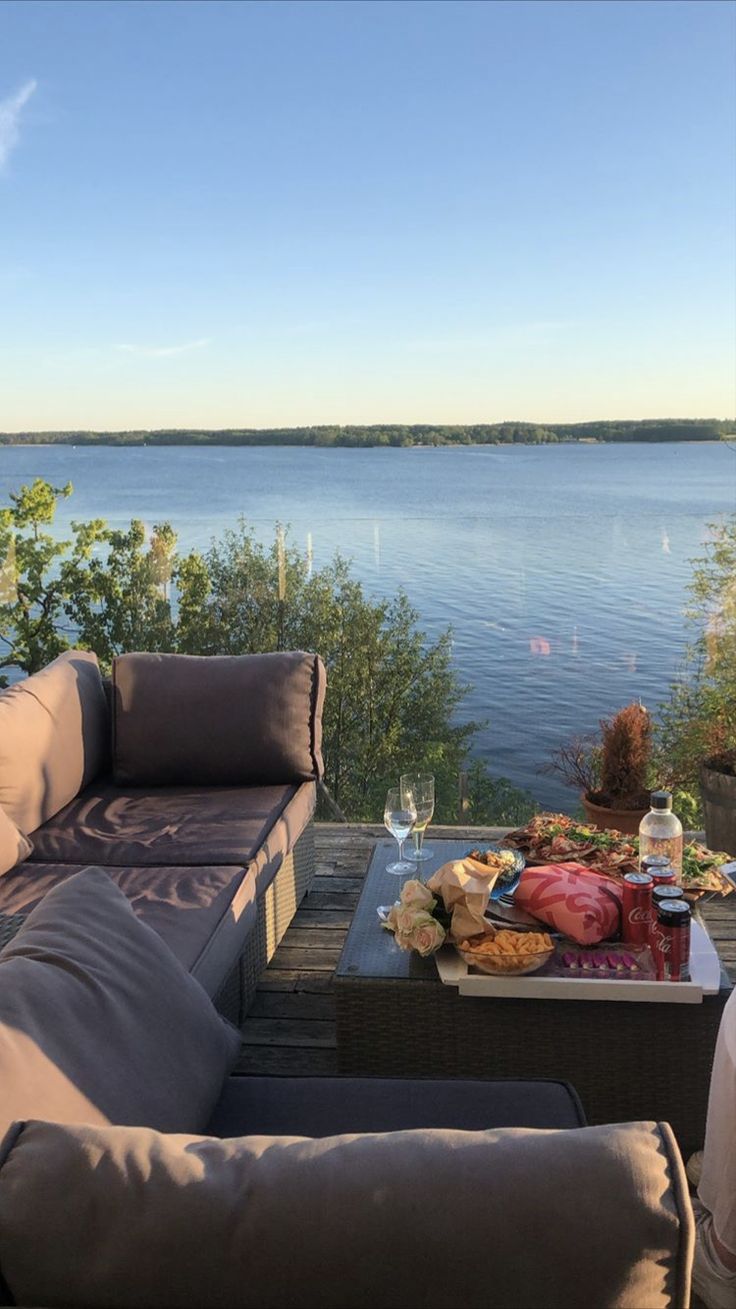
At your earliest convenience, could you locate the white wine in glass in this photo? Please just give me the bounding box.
[400,773,435,863]
[384,787,417,875]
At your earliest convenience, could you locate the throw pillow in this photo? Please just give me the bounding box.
[0,807,32,876]
[0,650,109,834]
[112,650,326,786]
[0,867,240,1146]
[0,1118,691,1309]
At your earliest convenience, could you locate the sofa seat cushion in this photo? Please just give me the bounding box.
[0,859,251,977]
[112,651,326,786]
[0,869,240,1149]
[1,784,314,992]
[0,1118,693,1309]
[28,779,314,867]
[205,1075,586,1138]
[0,651,109,834]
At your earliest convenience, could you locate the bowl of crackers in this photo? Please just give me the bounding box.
[456,927,554,976]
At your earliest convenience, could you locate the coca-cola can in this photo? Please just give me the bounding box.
[652,868,676,888]
[622,872,653,946]
[652,885,685,907]
[641,854,675,886]
[653,899,691,982]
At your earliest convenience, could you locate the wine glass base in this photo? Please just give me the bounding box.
[405,846,433,862]
[386,860,415,875]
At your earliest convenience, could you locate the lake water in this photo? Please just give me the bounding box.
[1,441,734,808]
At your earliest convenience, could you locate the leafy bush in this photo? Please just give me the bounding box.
[656,516,736,813]
[0,479,535,825]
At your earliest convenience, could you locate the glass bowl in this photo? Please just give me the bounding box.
[456,940,554,976]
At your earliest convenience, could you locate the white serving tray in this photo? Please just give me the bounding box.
[435,918,723,1004]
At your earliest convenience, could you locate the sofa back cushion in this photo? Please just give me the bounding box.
[0,650,109,834]
[0,867,240,1146]
[112,651,326,786]
[0,1118,693,1309]
[0,807,32,876]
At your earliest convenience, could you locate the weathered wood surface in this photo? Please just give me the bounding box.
[235,824,735,1076]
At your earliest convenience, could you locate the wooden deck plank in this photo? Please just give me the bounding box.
[235,823,736,1078]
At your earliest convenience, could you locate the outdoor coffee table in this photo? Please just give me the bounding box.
[334,838,732,1155]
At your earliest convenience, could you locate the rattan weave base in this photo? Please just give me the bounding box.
[0,912,26,951]
[335,839,731,1157]
[215,820,316,1026]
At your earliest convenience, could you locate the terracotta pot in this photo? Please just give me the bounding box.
[580,793,648,837]
[700,763,736,857]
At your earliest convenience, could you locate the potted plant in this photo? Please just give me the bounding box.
[700,750,736,855]
[547,703,653,836]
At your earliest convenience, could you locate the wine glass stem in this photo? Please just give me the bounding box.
[414,830,424,855]
[397,838,405,864]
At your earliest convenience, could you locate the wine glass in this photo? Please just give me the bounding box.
[400,773,435,863]
[384,787,417,875]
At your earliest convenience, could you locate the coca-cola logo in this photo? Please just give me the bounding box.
[628,907,652,924]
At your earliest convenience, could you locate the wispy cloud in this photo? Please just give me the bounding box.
[0,79,37,172]
[115,338,211,359]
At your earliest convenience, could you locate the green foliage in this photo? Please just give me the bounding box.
[464,759,539,825]
[65,520,178,666]
[0,478,106,684]
[0,419,731,448]
[657,516,736,809]
[0,479,534,825]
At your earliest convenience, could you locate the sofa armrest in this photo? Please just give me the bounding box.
[112,651,326,786]
[0,1119,692,1309]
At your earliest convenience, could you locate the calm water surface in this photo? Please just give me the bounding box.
[1,442,734,808]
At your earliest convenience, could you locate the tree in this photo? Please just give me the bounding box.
[66,520,178,665]
[0,479,107,684]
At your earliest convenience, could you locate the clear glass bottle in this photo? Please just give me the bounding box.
[639,790,683,877]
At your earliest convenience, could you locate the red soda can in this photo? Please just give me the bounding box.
[622,872,653,945]
[652,885,684,907]
[653,899,691,982]
[652,868,676,888]
[641,855,675,886]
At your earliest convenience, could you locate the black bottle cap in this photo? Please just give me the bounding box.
[650,790,673,811]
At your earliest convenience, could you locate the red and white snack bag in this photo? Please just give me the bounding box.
[513,862,622,945]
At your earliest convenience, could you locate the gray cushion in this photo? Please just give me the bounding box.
[0,1118,693,1309]
[27,779,310,868]
[0,807,31,876]
[0,651,108,834]
[0,867,240,1146]
[112,651,326,786]
[205,1075,586,1138]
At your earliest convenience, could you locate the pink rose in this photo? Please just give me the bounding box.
[400,879,435,911]
[409,910,446,956]
[395,905,423,936]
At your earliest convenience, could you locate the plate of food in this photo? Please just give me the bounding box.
[464,845,525,900]
[455,927,554,976]
[502,814,734,897]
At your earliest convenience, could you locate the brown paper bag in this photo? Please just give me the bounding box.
[427,858,501,939]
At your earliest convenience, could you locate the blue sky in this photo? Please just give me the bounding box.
[0,0,734,429]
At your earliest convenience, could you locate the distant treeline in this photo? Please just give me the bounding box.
[0,419,732,448]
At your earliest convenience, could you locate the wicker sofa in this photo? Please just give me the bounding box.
[0,653,695,1307]
[0,863,694,1309]
[0,647,325,1021]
